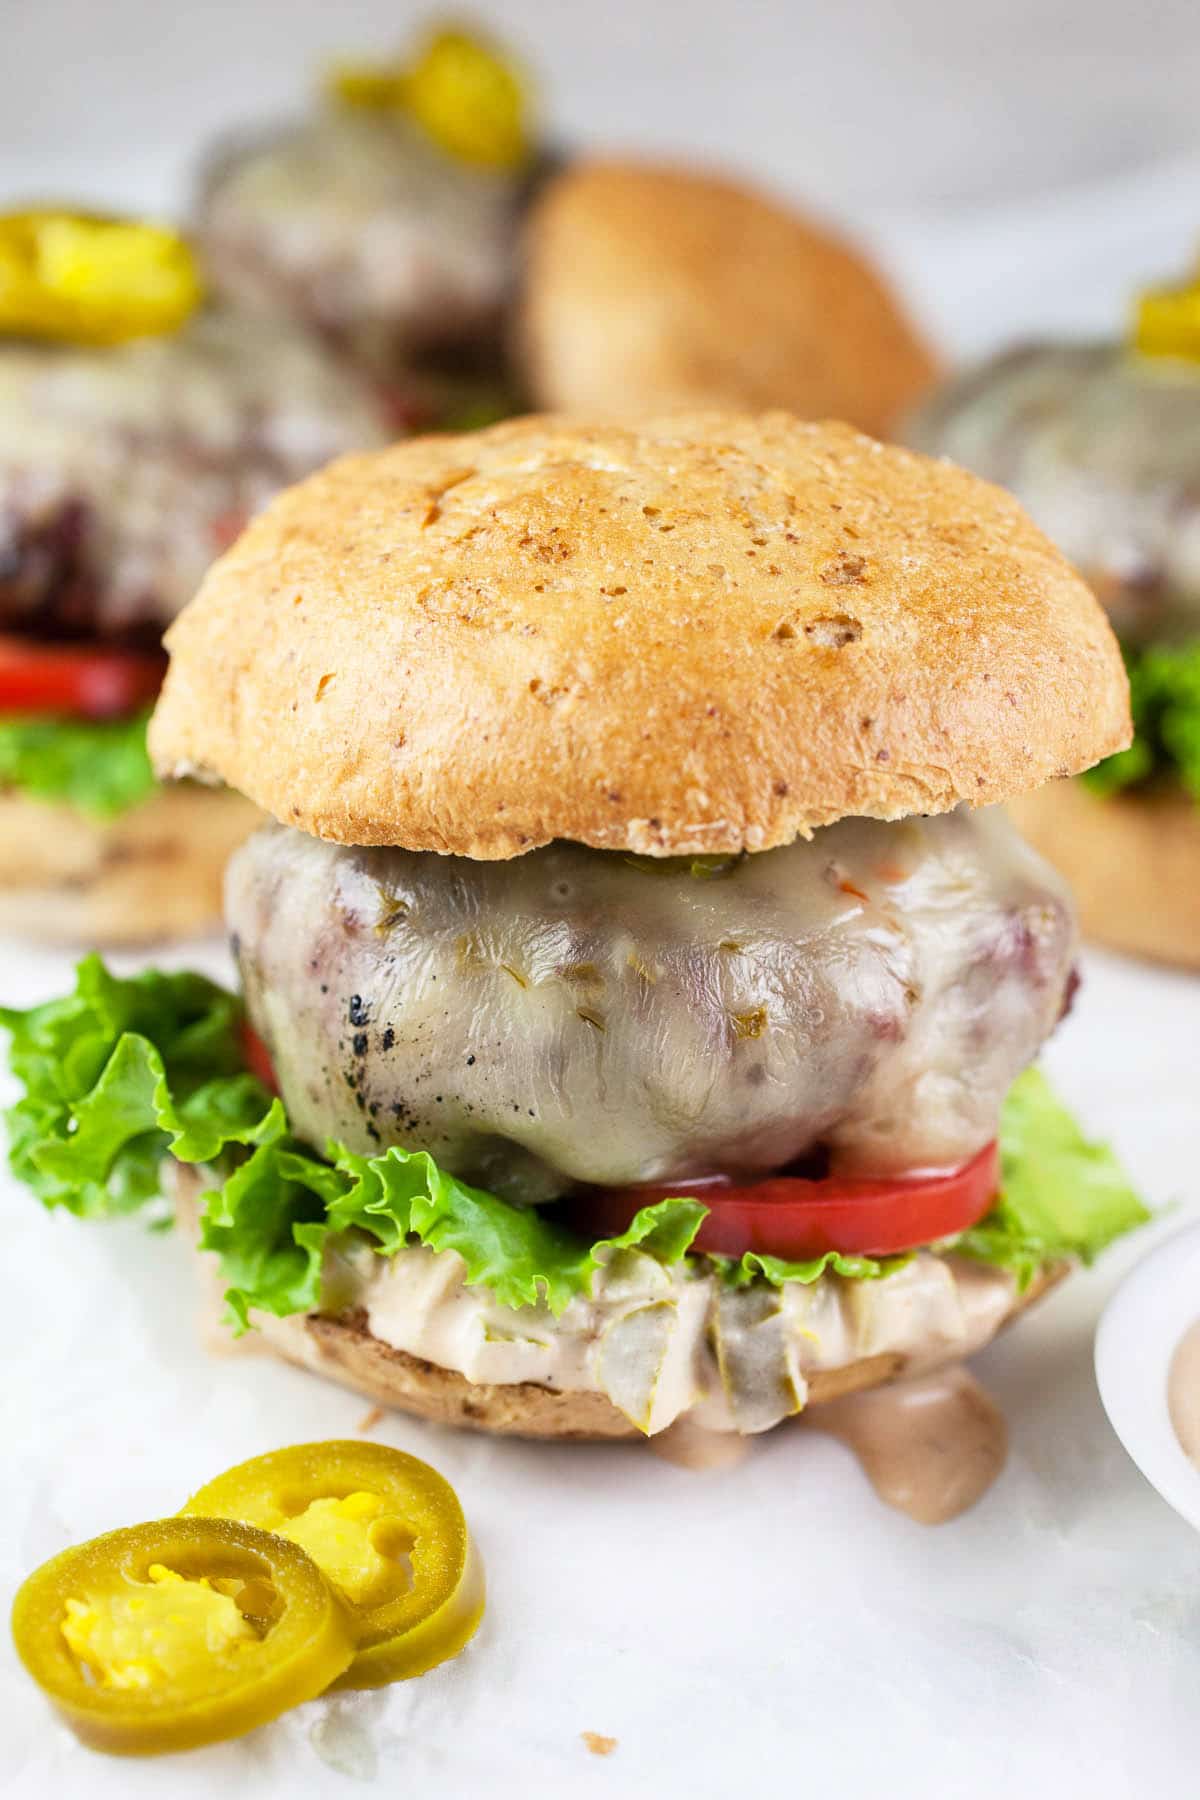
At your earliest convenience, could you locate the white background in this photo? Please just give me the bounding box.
[8,0,1200,214]
[3,2,1200,1794]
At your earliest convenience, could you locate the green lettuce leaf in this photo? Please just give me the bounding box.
[953,1066,1150,1286]
[0,710,158,817]
[1082,639,1200,802]
[1,961,1149,1325]
[720,1248,902,1287]
[0,959,708,1320]
[202,1126,709,1326]
[0,955,271,1217]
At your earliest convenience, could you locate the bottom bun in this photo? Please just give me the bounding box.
[236,1267,1065,1443]
[0,782,260,944]
[1007,781,1200,970]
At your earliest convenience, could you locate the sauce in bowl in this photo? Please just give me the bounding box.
[1167,1318,1200,1467]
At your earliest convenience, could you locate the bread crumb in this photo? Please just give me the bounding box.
[581,1732,617,1757]
[357,1406,385,1433]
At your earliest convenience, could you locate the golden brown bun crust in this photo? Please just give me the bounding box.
[151,413,1130,858]
[250,1269,1065,1442]
[1007,782,1200,969]
[0,783,260,944]
[519,160,939,439]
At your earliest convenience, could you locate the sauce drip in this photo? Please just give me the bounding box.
[648,1418,753,1472]
[1167,1318,1200,1466]
[803,1365,1008,1524]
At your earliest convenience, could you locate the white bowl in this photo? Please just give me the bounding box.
[1095,1220,1200,1532]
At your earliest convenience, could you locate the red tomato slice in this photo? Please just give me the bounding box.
[571,1142,1000,1261]
[0,636,167,718]
[240,1021,280,1094]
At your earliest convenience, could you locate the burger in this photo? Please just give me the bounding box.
[907,337,1200,967]
[0,216,391,941]
[2,413,1147,1448]
[519,160,938,439]
[193,24,541,423]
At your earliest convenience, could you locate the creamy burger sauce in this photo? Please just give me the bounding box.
[647,1418,753,1472]
[801,1365,1007,1523]
[1167,1318,1200,1466]
[255,1234,1020,1441]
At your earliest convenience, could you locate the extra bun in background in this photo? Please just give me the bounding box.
[150,412,1129,857]
[0,783,260,944]
[518,161,939,437]
[1007,782,1200,971]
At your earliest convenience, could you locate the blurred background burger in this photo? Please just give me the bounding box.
[907,279,1200,967]
[0,216,393,942]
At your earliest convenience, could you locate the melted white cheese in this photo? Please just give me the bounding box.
[230,807,1076,1198]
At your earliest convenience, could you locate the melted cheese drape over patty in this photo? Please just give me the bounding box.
[228,806,1075,1202]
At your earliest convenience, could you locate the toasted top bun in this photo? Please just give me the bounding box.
[519,160,938,439]
[150,411,1130,859]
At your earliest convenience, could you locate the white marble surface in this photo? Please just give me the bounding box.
[3,44,1200,1789]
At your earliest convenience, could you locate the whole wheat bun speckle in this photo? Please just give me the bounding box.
[0,783,260,944]
[1007,781,1200,969]
[150,411,1130,859]
[518,160,939,439]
